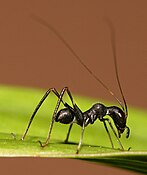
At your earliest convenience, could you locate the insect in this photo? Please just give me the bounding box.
[21,15,130,154]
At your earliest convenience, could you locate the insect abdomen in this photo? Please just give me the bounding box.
[55,108,75,124]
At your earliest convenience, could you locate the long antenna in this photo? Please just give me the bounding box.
[105,18,128,116]
[31,14,127,114]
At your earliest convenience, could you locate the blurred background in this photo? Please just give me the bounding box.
[0,0,147,109]
[0,0,146,175]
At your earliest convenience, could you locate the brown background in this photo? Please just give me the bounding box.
[0,0,146,175]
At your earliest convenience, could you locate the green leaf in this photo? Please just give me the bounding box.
[0,85,147,173]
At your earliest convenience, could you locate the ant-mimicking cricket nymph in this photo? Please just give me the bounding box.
[21,15,130,154]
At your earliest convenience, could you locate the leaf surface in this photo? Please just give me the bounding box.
[0,86,146,173]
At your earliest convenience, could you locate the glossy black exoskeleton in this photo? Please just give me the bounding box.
[21,15,130,154]
[56,103,129,137]
[54,89,130,154]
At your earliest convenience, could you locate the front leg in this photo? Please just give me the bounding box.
[105,118,124,150]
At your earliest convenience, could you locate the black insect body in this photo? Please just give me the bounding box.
[54,99,129,153]
[21,15,130,153]
[56,103,107,127]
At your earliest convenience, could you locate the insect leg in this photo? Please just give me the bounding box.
[105,118,124,150]
[76,122,85,154]
[64,123,73,143]
[60,87,75,143]
[39,87,75,147]
[21,88,60,140]
[103,120,114,149]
